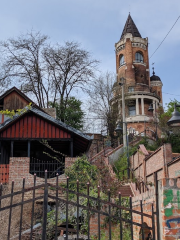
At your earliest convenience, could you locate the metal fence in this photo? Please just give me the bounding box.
[30,157,65,178]
[0,172,157,240]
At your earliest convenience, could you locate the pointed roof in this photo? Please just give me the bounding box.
[0,86,46,112]
[120,14,141,40]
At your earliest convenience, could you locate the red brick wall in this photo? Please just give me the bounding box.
[168,159,180,178]
[9,157,77,188]
[146,147,164,177]
[131,144,173,184]
[132,189,156,240]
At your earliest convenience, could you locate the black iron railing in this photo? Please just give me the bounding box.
[0,172,158,240]
[30,157,65,178]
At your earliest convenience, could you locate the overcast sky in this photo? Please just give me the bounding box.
[0,0,180,107]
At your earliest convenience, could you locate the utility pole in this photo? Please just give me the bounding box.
[120,77,127,148]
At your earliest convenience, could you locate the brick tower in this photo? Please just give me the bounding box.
[111,14,163,136]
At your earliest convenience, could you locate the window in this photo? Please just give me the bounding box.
[128,86,134,92]
[129,106,136,116]
[135,52,143,63]
[119,55,124,66]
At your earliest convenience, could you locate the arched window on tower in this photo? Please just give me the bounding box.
[119,54,125,66]
[135,52,143,63]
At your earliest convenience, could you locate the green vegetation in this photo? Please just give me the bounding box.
[64,155,98,192]
[137,137,161,151]
[49,97,84,130]
[0,103,32,118]
[113,147,136,181]
[157,99,180,153]
[43,155,132,239]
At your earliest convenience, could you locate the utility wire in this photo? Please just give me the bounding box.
[162,92,180,97]
[150,16,180,58]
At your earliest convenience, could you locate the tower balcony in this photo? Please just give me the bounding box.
[112,82,160,101]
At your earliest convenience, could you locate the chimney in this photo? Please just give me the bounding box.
[43,108,56,119]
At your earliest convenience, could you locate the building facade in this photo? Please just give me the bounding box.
[111,14,163,136]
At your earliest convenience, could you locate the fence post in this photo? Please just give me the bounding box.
[77,180,79,240]
[66,177,69,240]
[155,172,160,240]
[152,204,156,240]
[140,200,144,240]
[19,178,25,240]
[42,170,48,240]
[108,189,111,240]
[87,182,90,240]
[30,174,36,240]
[55,173,59,240]
[0,183,2,209]
[8,181,14,240]
[119,192,123,240]
[129,196,133,240]
[98,185,101,240]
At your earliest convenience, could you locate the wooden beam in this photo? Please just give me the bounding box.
[0,141,1,164]
[11,141,14,158]
[27,140,31,158]
[70,140,73,157]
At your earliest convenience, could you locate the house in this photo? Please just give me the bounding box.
[0,87,92,184]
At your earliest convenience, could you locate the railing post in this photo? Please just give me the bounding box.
[30,174,36,240]
[129,196,133,240]
[66,177,69,240]
[0,183,2,209]
[119,192,123,240]
[98,185,101,240]
[77,180,79,240]
[8,181,14,240]
[140,200,144,240]
[55,173,59,240]
[19,178,25,240]
[87,182,90,240]
[42,170,48,240]
[152,204,156,240]
[108,189,111,240]
[155,172,160,240]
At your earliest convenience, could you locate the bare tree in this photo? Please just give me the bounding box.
[0,32,99,114]
[87,72,117,137]
[43,42,99,121]
[0,31,50,107]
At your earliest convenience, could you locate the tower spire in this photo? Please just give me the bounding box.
[120,13,141,40]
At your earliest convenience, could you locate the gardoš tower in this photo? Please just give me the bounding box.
[111,14,163,136]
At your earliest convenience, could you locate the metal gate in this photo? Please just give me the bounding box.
[0,172,158,240]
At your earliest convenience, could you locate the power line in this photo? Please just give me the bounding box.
[162,92,180,97]
[150,16,180,58]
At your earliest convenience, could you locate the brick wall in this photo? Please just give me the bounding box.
[130,144,177,185]
[132,188,156,240]
[159,178,180,240]
[9,157,77,188]
[168,158,180,178]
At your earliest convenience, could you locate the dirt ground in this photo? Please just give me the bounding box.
[0,184,43,240]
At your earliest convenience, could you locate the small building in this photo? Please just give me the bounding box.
[0,87,92,183]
